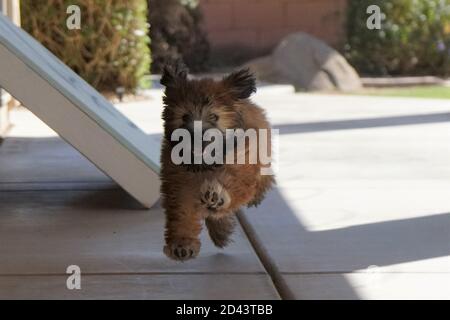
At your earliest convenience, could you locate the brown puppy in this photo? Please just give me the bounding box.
[160,62,274,261]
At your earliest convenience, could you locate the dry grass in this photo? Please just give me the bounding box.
[21,0,150,91]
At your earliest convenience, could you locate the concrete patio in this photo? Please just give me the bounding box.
[1,87,449,299]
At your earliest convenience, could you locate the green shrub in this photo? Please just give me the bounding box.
[345,0,450,76]
[21,0,151,92]
[148,0,210,73]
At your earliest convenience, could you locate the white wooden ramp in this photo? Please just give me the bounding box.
[0,14,160,208]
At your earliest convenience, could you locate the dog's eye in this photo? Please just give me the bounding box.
[208,113,219,122]
[182,113,191,123]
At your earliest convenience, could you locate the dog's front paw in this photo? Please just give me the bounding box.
[164,238,201,261]
[200,179,231,212]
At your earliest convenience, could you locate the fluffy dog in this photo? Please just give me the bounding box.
[160,62,274,261]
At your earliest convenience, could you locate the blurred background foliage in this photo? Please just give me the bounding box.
[21,0,150,92]
[148,0,210,73]
[346,0,450,76]
[20,0,450,91]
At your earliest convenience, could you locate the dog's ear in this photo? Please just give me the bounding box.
[222,68,257,99]
[160,61,188,89]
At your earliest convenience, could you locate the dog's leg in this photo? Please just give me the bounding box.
[205,214,237,248]
[164,207,202,261]
[248,174,275,207]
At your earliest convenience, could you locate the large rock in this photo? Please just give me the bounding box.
[246,32,362,92]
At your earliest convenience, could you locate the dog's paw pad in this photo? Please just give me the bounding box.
[200,180,231,212]
[164,239,200,261]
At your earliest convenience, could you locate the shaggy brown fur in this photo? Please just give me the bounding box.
[160,62,275,261]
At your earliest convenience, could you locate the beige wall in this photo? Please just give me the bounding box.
[200,0,347,60]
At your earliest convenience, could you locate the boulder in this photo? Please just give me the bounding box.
[246,32,362,92]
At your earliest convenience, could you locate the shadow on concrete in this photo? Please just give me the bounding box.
[275,112,450,135]
[243,187,450,299]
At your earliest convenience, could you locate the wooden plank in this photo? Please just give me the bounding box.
[0,14,160,208]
